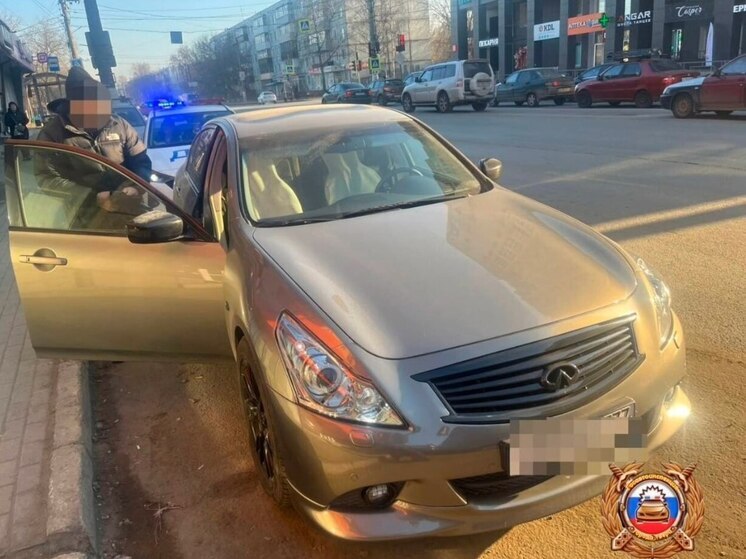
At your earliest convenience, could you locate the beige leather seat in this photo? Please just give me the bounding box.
[247,156,303,220]
[322,151,381,205]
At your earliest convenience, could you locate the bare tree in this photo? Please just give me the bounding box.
[0,10,22,32]
[300,0,348,90]
[430,0,452,62]
[131,63,152,79]
[21,18,70,73]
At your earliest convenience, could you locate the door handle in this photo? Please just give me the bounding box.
[20,255,68,266]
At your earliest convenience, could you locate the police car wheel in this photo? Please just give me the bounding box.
[672,93,694,119]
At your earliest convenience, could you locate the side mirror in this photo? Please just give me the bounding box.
[415,76,423,83]
[596,74,604,81]
[479,157,503,181]
[127,210,184,244]
[712,67,722,77]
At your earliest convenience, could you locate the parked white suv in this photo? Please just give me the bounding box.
[402,59,495,113]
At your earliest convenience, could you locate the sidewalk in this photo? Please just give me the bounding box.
[0,142,94,558]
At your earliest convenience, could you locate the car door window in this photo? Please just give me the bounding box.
[9,145,167,234]
[186,127,217,188]
[622,63,641,77]
[721,57,746,75]
[517,72,530,85]
[505,73,519,85]
[432,66,445,81]
[203,133,229,246]
[602,64,624,79]
[444,64,456,78]
[420,69,433,82]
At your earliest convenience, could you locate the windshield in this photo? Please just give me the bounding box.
[340,83,365,90]
[650,59,683,72]
[113,107,145,128]
[537,68,563,78]
[239,120,487,225]
[385,79,404,86]
[463,61,492,78]
[147,110,231,148]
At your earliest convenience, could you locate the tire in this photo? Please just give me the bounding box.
[526,92,539,107]
[553,97,565,106]
[514,101,524,106]
[609,101,621,107]
[377,94,387,106]
[402,94,415,113]
[576,90,592,108]
[437,91,452,113]
[472,101,488,112]
[715,111,733,117]
[236,337,291,507]
[672,93,695,119]
[321,98,327,104]
[469,72,493,97]
[634,90,653,108]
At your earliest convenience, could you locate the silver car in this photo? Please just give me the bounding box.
[4,105,689,540]
[402,59,495,113]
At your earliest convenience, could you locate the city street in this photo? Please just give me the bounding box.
[93,105,745,559]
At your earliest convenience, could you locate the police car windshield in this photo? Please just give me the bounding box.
[147,110,231,149]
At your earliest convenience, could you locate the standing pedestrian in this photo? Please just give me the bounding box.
[4,102,30,139]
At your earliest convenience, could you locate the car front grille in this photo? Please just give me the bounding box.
[450,472,552,500]
[414,316,643,424]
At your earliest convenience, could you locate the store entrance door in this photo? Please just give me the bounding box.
[671,27,684,60]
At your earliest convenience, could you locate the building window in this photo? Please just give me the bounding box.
[275,4,289,20]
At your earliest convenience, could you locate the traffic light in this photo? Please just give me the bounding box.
[348,60,356,70]
[396,34,406,52]
[357,60,363,71]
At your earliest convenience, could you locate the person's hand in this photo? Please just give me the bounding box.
[121,186,139,196]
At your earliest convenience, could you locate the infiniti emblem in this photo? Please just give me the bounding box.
[541,362,581,391]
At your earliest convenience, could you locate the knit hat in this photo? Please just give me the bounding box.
[66,67,110,102]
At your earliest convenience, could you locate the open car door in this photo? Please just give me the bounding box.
[3,140,232,362]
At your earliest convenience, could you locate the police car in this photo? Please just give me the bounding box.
[144,102,233,191]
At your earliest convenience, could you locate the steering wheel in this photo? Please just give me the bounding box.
[375,167,425,193]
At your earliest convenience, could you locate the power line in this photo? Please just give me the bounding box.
[99,3,261,12]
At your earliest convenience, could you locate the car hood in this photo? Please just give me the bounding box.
[665,76,706,90]
[148,145,190,177]
[253,189,637,359]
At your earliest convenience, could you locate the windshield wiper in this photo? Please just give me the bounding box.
[336,193,469,219]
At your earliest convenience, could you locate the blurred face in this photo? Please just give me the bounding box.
[8,102,17,112]
[69,99,112,131]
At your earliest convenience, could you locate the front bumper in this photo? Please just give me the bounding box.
[266,312,690,540]
[660,93,673,110]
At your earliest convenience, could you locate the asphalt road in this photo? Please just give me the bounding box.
[93,104,746,559]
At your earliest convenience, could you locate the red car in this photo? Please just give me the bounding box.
[660,54,746,118]
[575,58,699,108]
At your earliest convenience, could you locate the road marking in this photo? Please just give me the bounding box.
[595,196,746,234]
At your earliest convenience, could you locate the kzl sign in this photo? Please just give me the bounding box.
[534,20,560,41]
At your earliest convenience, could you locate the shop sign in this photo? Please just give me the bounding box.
[735,3,746,12]
[616,10,653,26]
[478,37,499,48]
[458,0,471,8]
[534,20,560,41]
[568,13,603,36]
[665,0,713,21]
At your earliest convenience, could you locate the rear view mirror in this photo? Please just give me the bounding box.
[479,158,503,181]
[127,210,183,244]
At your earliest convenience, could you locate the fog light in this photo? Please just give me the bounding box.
[666,403,690,419]
[363,484,393,506]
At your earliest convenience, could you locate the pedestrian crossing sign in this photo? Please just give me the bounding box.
[285,64,295,75]
[298,19,311,33]
[369,56,380,71]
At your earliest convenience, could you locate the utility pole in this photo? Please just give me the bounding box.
[83,0,116,88]
[59,0,80,60]
[367,0,379,78]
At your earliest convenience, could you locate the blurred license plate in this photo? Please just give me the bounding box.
[604,403,635,418]
[559,87,572,93]
[355,92,366,96]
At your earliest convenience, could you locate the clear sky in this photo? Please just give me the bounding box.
[0,0,275,79]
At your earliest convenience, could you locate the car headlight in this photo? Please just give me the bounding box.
[275,314,404,427]
[149,170,174,186]
[636,258,674,347]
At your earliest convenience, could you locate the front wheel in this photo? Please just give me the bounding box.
[437,91,452,113]
[526,92,539,107]
[672,93,695,119]
[553,97,565,106]
[576,91,592,108]
[402,94,415,113]
[472,101,488,112]
[634,90,653,108]
[377,94,387,106]
[237,338,291,507]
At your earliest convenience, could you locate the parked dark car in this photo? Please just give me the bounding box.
[660,54,746,118]
[321,83,371,104]
[575,63,616,85]
[575,56,699,108]
[493,68,575,107]
[368,78,404,105]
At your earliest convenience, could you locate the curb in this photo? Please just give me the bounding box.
[45,361,97,557]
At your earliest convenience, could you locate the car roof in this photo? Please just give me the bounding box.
[221,105,411,139]
[149,104,230,117]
